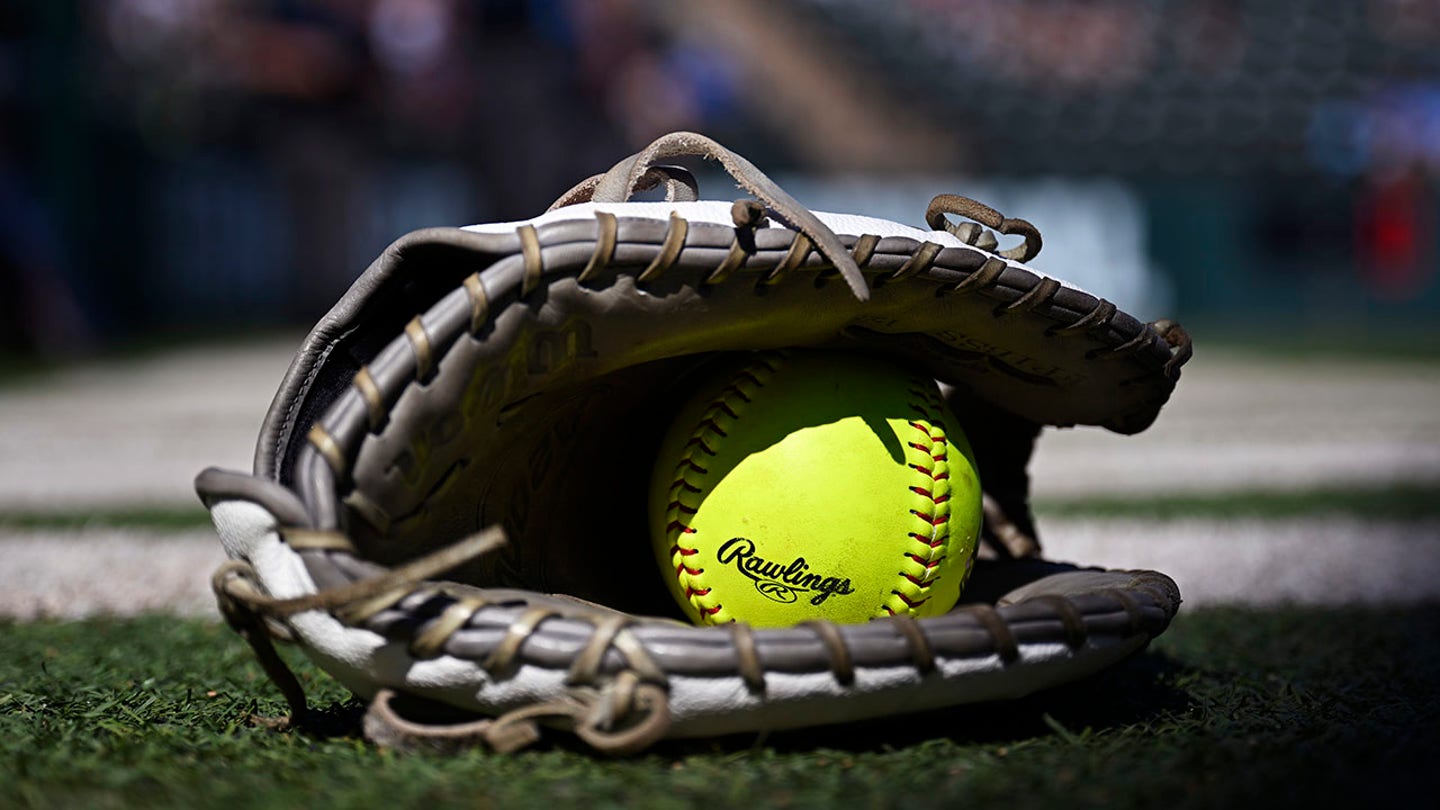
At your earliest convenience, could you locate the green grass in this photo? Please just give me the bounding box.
[0,507,213,532]
[2,607,1436,809]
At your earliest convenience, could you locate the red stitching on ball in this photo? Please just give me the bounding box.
[897,402,955,615]
[906,552,947,568]
[908,532,947,548]
[891,591,930,609]
[663,355,783,626]
[912,517,950,532]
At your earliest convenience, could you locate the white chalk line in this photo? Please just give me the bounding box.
[2,517,1436,620]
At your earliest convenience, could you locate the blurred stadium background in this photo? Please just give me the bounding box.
[2,0,1438,355]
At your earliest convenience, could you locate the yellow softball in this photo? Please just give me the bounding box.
[648,350,982,627]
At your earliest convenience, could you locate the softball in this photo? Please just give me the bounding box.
[648,350,982,627]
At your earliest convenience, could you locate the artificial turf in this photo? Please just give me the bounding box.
[1,605,1436,809]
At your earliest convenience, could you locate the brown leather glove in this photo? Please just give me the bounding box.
[198,131,1191,755]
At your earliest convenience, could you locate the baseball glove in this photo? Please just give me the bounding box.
[197,131,1191,755]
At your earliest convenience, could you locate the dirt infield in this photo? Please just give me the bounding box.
[1032,350,1440,495]
[0,337,297,510]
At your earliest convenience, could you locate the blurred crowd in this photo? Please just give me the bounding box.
[805,0,1440,304]
[0,0,742,353]
[2,0,1438,356]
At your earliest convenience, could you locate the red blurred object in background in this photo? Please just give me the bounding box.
[1356,166,1438,302]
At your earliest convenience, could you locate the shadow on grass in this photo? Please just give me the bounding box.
[689,649,1194,756]
[236,604,1440,764]
[258,647,1193,758]
[284,699,369,740]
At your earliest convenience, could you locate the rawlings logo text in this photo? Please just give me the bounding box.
[716,537,855,606]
